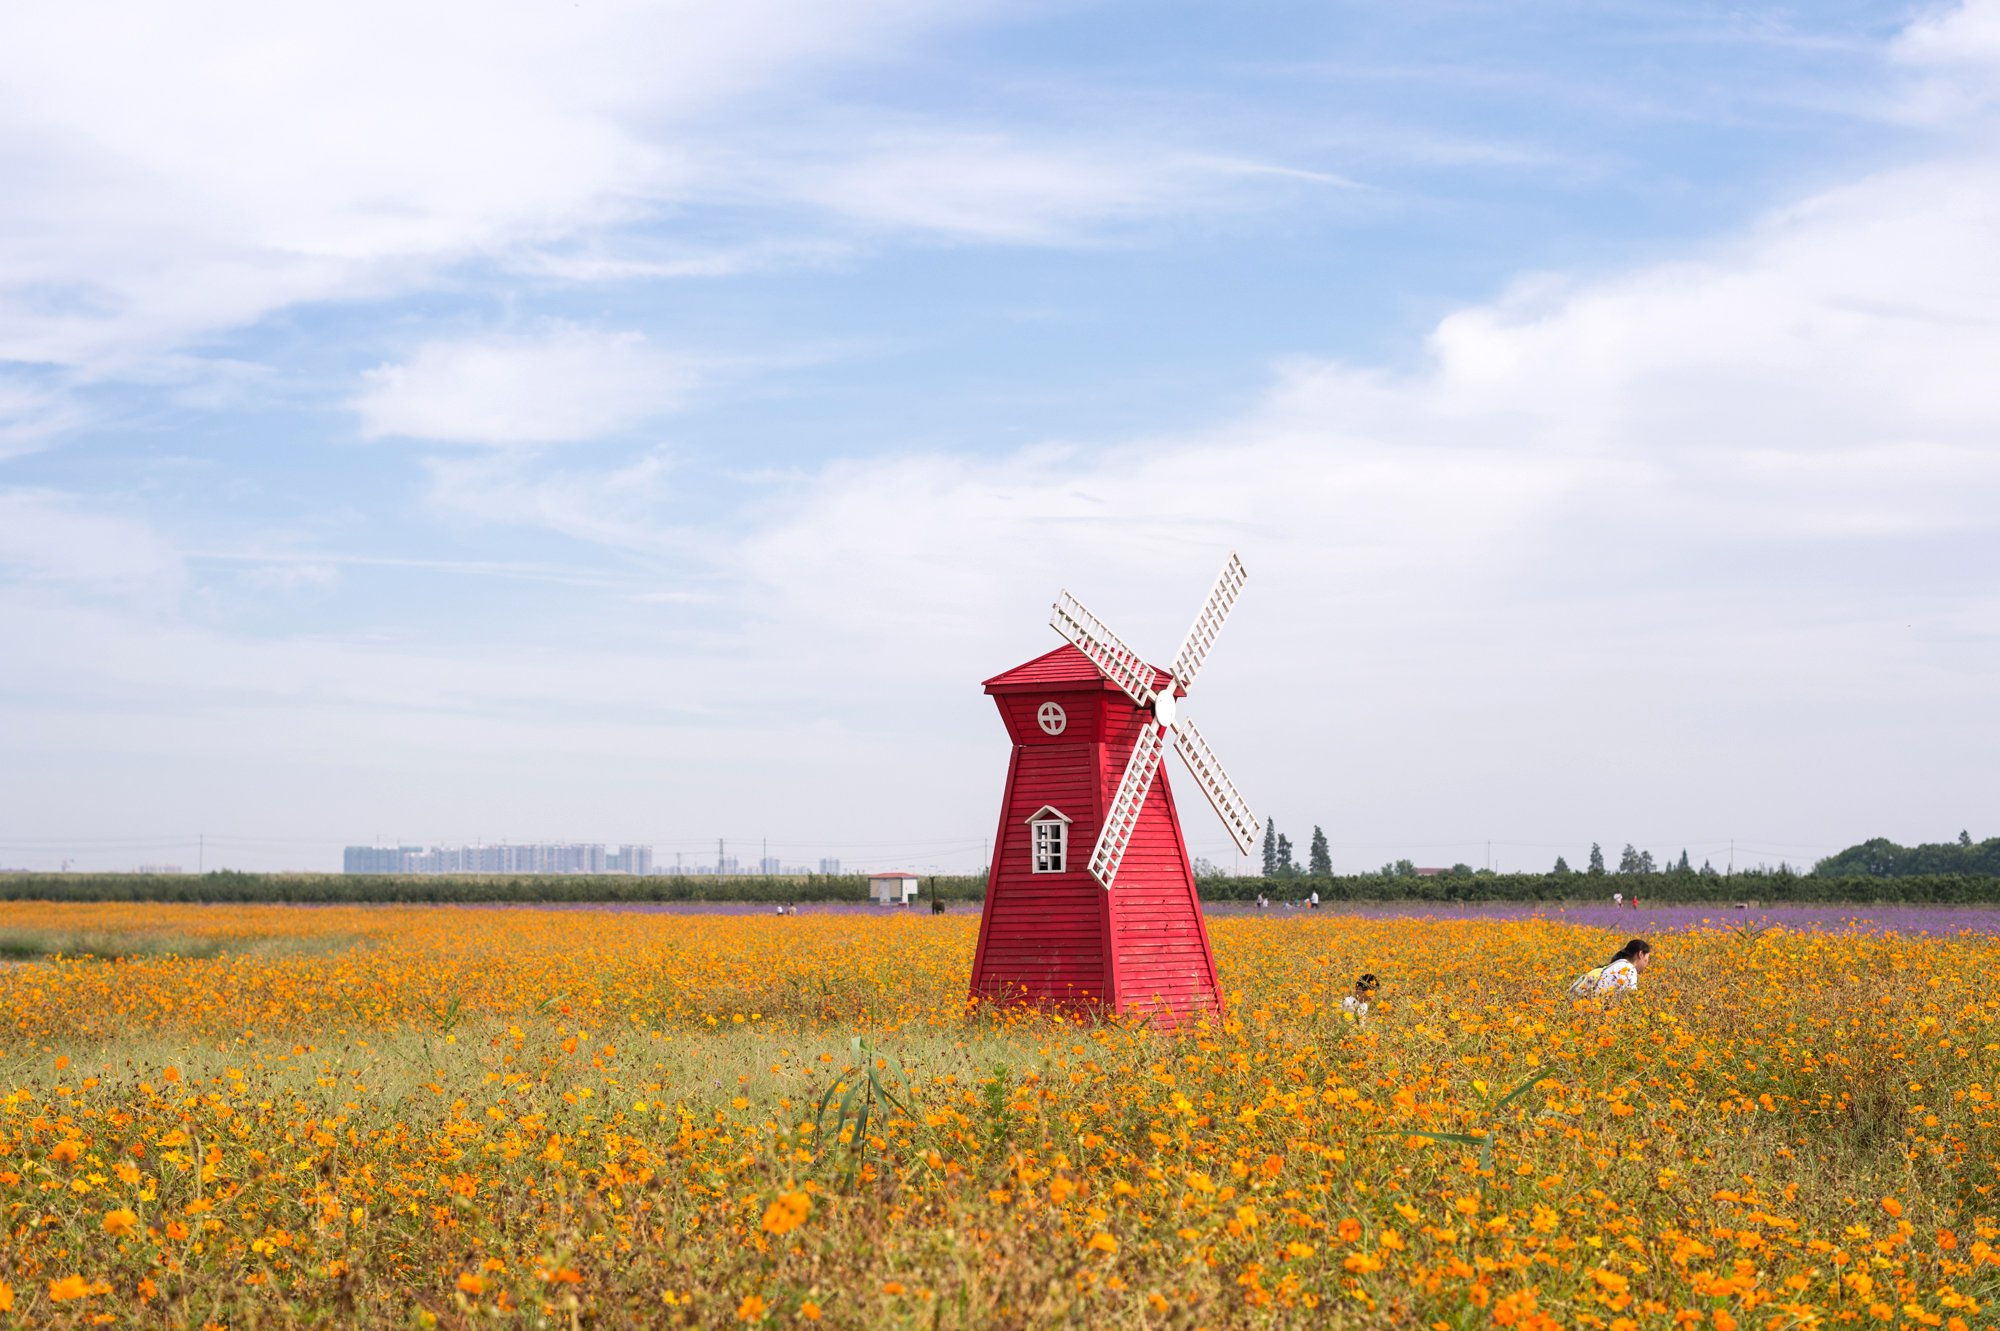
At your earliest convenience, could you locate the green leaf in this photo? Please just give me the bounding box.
[1368,1129,1487,1149]
[1493,1071,1547,1113]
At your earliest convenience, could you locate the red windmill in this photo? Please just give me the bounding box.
[970,554,1260,1021]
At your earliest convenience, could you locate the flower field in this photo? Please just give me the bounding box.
[1,904,1996,1329]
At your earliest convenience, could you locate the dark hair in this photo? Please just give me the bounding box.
[1609,938,1652,965]
[1355,973,1379,992]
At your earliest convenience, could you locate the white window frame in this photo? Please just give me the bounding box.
[1026,805,1072,874]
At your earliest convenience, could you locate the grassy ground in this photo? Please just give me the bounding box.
[0,903,1994,1329]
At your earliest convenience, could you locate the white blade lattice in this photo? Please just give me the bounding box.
[1170,552,1247,693]
[1052,590,1157,710]
[1088,722,1166,889]
[1171,714,1260,856]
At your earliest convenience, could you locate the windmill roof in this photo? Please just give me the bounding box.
[983,643,1173,694]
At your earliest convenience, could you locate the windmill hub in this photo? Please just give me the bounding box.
[1152,690,1178,728]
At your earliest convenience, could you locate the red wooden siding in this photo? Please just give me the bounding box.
[1098,697,1220,1019]
[969,729,1106,1006]
[973,648,1222,1024]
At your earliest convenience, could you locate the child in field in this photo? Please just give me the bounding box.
[1341,973,1379,1023]
[1569,938,1651,999]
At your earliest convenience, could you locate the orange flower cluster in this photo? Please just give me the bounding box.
[0,902,1992,1328]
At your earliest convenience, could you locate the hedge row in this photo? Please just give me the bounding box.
[0,872,990,904]
[5,868,2000,905]
[1194,870,2000,904]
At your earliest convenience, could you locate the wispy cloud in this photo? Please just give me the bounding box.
[0,489,185,597]
[353,328,697,446]
[1888,0,2000,124]
[753,129,1354,244]
[421,448,688,556]
[0,0,970,379]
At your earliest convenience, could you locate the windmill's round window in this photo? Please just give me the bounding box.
[1037,702,1067,735]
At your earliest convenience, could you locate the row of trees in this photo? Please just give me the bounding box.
[0,871,992,905]
[1196,869,2000,904]
[1814,832,2000,877]
[1252,825,1732,880]
[1258,820,1334,877]
[1555,845,1725,876]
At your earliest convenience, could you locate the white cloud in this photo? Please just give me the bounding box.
[0,489,185,597]
[765,130,1352,243]
[714,140,2000,860]
[0,374,91,457]
[0,0,1320,400]
[0,0,963,376]
[1888,0,2000,123]
[423,448,684,553]
[237,561,342,595]
[353,328,695,446]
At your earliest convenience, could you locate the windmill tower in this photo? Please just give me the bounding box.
[970,554,1260,1022]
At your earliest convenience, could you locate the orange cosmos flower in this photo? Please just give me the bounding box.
[48,1275,93,1302]
[760,1190,811,1235]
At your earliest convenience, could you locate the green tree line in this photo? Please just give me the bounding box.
[1813,833,2000,877]
[0,872,990,905]
[1197,868,2000,903]
[6,865,2000,905]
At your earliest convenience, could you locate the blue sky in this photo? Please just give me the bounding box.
[3,0,1997,873]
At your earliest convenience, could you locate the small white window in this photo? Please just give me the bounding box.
[1026,805,1072,874]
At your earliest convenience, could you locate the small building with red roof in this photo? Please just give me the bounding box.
[869,871,920,905]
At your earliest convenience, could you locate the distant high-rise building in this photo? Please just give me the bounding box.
[759,856,782,874]
[343,842,634,875]
[610,845,652,875]
[818,857,841,875]
[344,845,421,874]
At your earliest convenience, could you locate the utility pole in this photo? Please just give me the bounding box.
[1728,839,1734,877]
[717,838,725,875]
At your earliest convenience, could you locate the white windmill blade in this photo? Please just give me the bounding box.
[1171,714,1260,856]
[1051,589,1158,710]
[1169,552,1247,692]
[1088,722,1167,889]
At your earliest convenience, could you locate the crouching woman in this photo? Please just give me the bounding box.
[1569,938,1652,1000]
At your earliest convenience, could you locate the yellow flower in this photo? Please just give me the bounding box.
[456,1273,485,1296]
[101,1207,138,1237]
[737,1294,768,1322]
[1086,1232,1117,1254]
[799,1300,821,1320]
